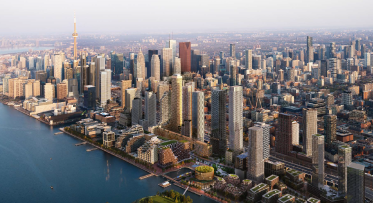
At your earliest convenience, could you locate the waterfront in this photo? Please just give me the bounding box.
[0,104,216,203]
[0,47,54,55]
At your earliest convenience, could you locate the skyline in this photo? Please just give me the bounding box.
[2,0,373,35]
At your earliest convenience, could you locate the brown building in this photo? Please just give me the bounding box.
[57,83,68,100]
[121,80,132,108]
[179,42,191,73]
[275,113,293,155]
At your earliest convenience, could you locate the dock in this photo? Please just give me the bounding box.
[75,142,87,146]
[158,181,171,188]
[54,132,63,135]
[139,173,155,180]
[86,148,98,152]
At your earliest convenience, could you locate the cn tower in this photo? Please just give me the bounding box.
[72,13,78,60]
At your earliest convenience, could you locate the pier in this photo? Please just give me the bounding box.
[139,173,155,180]
[75,142,87,146]
[54,132,63,135]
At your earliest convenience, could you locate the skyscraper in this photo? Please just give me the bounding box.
[162,48,173,77]
[44,83,54,102]
[95,56,105,98]
[338,145,352,196]
[347,163,365,203]
[255,122,271,160]
[182,85,192,137]
[291,121,299,145]
[159,91,170,125]
[100,69,111,107]
[170,74,182,132]
[132,98,142,125]
[211,89,227,156]
[245,49,252,70]
[125,88,137,112]
[173,57,181,75]
[275,113,293,155]
[312,134,324,188]
[136,49,145,80]
[229,86,243,154]
[324,114,336,145]
[151,55,160,81]
[306,36,313,63]
[72,14,78,60]
[121,80,132,108]
[230,44,236,58]
[84,85,96,109]
[302,108,317,156]
[192,91,204,142]
[54,53,63,83]
[148,50,158,78]
[145,91,156,127]
[168,39,176,64]
[247,126,264,183]
[179,42,191,73]
[229,61,236,86]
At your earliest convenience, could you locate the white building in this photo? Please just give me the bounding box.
[229,86,243,154]
[100,69,111,107]
[192,91,204,142]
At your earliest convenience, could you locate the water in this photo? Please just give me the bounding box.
[0,104,216,203]
[0,47,54,55]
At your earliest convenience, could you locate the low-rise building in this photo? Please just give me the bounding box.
[247,183,269,202]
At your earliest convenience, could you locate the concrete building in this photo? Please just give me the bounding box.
[292,121,299,145]
[245,49,252,70]
[211,89,227,156]
[179,42,191,73]
[54,53,63,83]
[145,91,156,128]
[151,54,160,81]
[103,131,115,147]
[302,108,317,156]
[255,122,271,160]
[159,92,170,124]
[100,69,111,107]
[125,88,137,112]
[182,85,192,137]
[247,126,264,183]
[229,86,243,154]
[324,114,336,145]
[121,80,132,108]
[57,82,68,100]
[162,48,173,77]
[276,114,293,155]
[192,91,204,142]
[170,74,182,132]
[44,83,54,102]
[347,162,365,203]
[312,134,324,188]
[131,98,142,125]
[338,145,352,196]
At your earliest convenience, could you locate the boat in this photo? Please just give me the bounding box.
[158,181,171,188]
[50,158,52,160]
[50,186,53,190]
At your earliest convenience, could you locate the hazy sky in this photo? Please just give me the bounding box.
[2,0,373,35]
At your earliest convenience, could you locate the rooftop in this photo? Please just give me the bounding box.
[263,189,280,198]
[307,197,320,203]
[348,162,365,170]
[266,175,278,181]
[279,194,295,202]
[160,140,177,146]
[250,183,268,193]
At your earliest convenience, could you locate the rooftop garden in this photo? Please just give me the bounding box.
[195,166,213,173]
[307,197,319,203]
[160,140,177,146]
[251,183,268,193]
[243,179,251,182]
[228,174,238,178]
[279,194,294,202]
[288,169,302,176]
[264,189,280,198]
[266,175,278,181]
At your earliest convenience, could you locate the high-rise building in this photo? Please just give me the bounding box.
[347,163,365,203]
[312,134,324,188]
[162,48,173,78]
[121,80,132,108]
[95,56,105,98]
[245,49,252,70]
[145,91,156,128]
[170,74,182,132]
[192,91,204,142]
[229,86,243,154]
[247,126,264,183]
[342,90,353,106]
[364,53,371,67]
[132,98,142,125]
[324,115,336,145]
[302,108,317,156]
[211,89,227,156]
[173,57,181,75]
[100,69,111,107]
[229,61,236,86]
[159,91,170,125]
[275,113,293,155]
[191,49,200,73]
[136,49,146,80]
[125,88,137,112]
[54,53,63,83]
[255,122,271,160]
[72,14,78,60]
[83,85,96,109]
[179,42,191,73]
[338,145,352,196]
[148,50,158,78]
[151,55,160,81]
[252,55,261,70]
[182,85,192,137]
[291,121,299,145]
[168,39,176,64]
[214,56,221,74]
[44,83,54,102]
[306,36,313,63]
[57,82,67,100]
[230,44,236,58]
